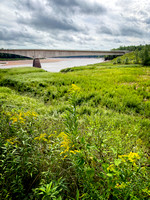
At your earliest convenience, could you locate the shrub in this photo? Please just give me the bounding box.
[134,49,139,64]
[124,57,129,64]
[140,46,150,66]
[117,57,121,64]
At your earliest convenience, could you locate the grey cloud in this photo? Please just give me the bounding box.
[18,13,79,32]
[0,28,40,42]
[0,0,149,50]
[0,29,26,41]
[0,27,56,48]
[145,18,150,24]
[120,26,143,37]
[114,39,121,43]
[98,26,113,35]
[15,0,82,32]
[51,0,78,7]
[50,0,107,15]
[97,23,144,38]
[123,16,139,23]
[14,0,107,34]
[139,11,149,17]
[97,25,121,36]
[13,0,45,11]
[80,2,106,15]
[51,34,76,43]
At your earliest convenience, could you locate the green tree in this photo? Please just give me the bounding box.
[134,50,139,64]
[140,46,150,66]
[117,57,121,64]
[124,57,129,64]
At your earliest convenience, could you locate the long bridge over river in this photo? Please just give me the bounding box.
[0,49,128,68]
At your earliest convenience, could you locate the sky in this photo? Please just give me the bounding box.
[0,0,150,50]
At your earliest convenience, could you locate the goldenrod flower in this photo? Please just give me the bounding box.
[70,150,76,154]
[128,152,140,160]
[115,182,127,189]
[107,164,115,172]
[119,152,140,163]
[9,110,38,125]
[70,84,81,93]
[6,137,17,145]
[58,132,79,157]
[34,133,47,142]
[74,150,80,153]
[63,155,67,159]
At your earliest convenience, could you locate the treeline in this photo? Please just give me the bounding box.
[105,44,150,61]
[113,44,150,51]
[112,44,150,66]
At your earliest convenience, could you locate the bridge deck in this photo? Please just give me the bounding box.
[0,49,127,58]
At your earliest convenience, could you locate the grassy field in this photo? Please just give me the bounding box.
[0,62,150,199]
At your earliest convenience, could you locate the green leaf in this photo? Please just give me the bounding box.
[76,189,79,200]
[39,187,46,192]
[106,173,113,177]
[110,147,117,155]
[114,159,122,166]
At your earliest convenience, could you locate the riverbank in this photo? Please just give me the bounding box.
[0,58,65,67]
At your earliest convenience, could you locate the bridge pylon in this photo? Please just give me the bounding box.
[33,58,41,68]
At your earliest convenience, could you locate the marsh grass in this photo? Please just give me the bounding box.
[0,63,150,199]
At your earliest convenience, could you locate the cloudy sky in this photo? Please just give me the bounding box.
[0,0,150,50]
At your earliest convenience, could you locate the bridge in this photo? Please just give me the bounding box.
[0,49,128,68]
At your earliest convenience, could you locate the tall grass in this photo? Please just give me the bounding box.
[0,63,150,199]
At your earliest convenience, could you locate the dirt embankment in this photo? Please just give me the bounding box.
[0,58,65,66]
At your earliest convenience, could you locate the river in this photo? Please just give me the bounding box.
[0,58,104,72]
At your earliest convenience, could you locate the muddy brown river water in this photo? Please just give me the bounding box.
[0,58,104,72]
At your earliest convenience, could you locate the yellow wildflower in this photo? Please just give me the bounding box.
[48,134,54,138]
[107,164,115,172]
[128,152,140,160]
[74,150,80,153]
[58,132,70,149]
[58,132,75,156]
[70,150,76,154]
[6,137,17,145]
[31,111,38,117]
[60,137,70,151]
[63,155,67,159]
[127,152,140,163]
[119,152,140,163]
[58,132,80,157]
[34,133,47,142]
[5,111,11,116]
[115,182,127,189]
[9,110,38,125]
[12,118,17,124]
[70,84,81,93]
